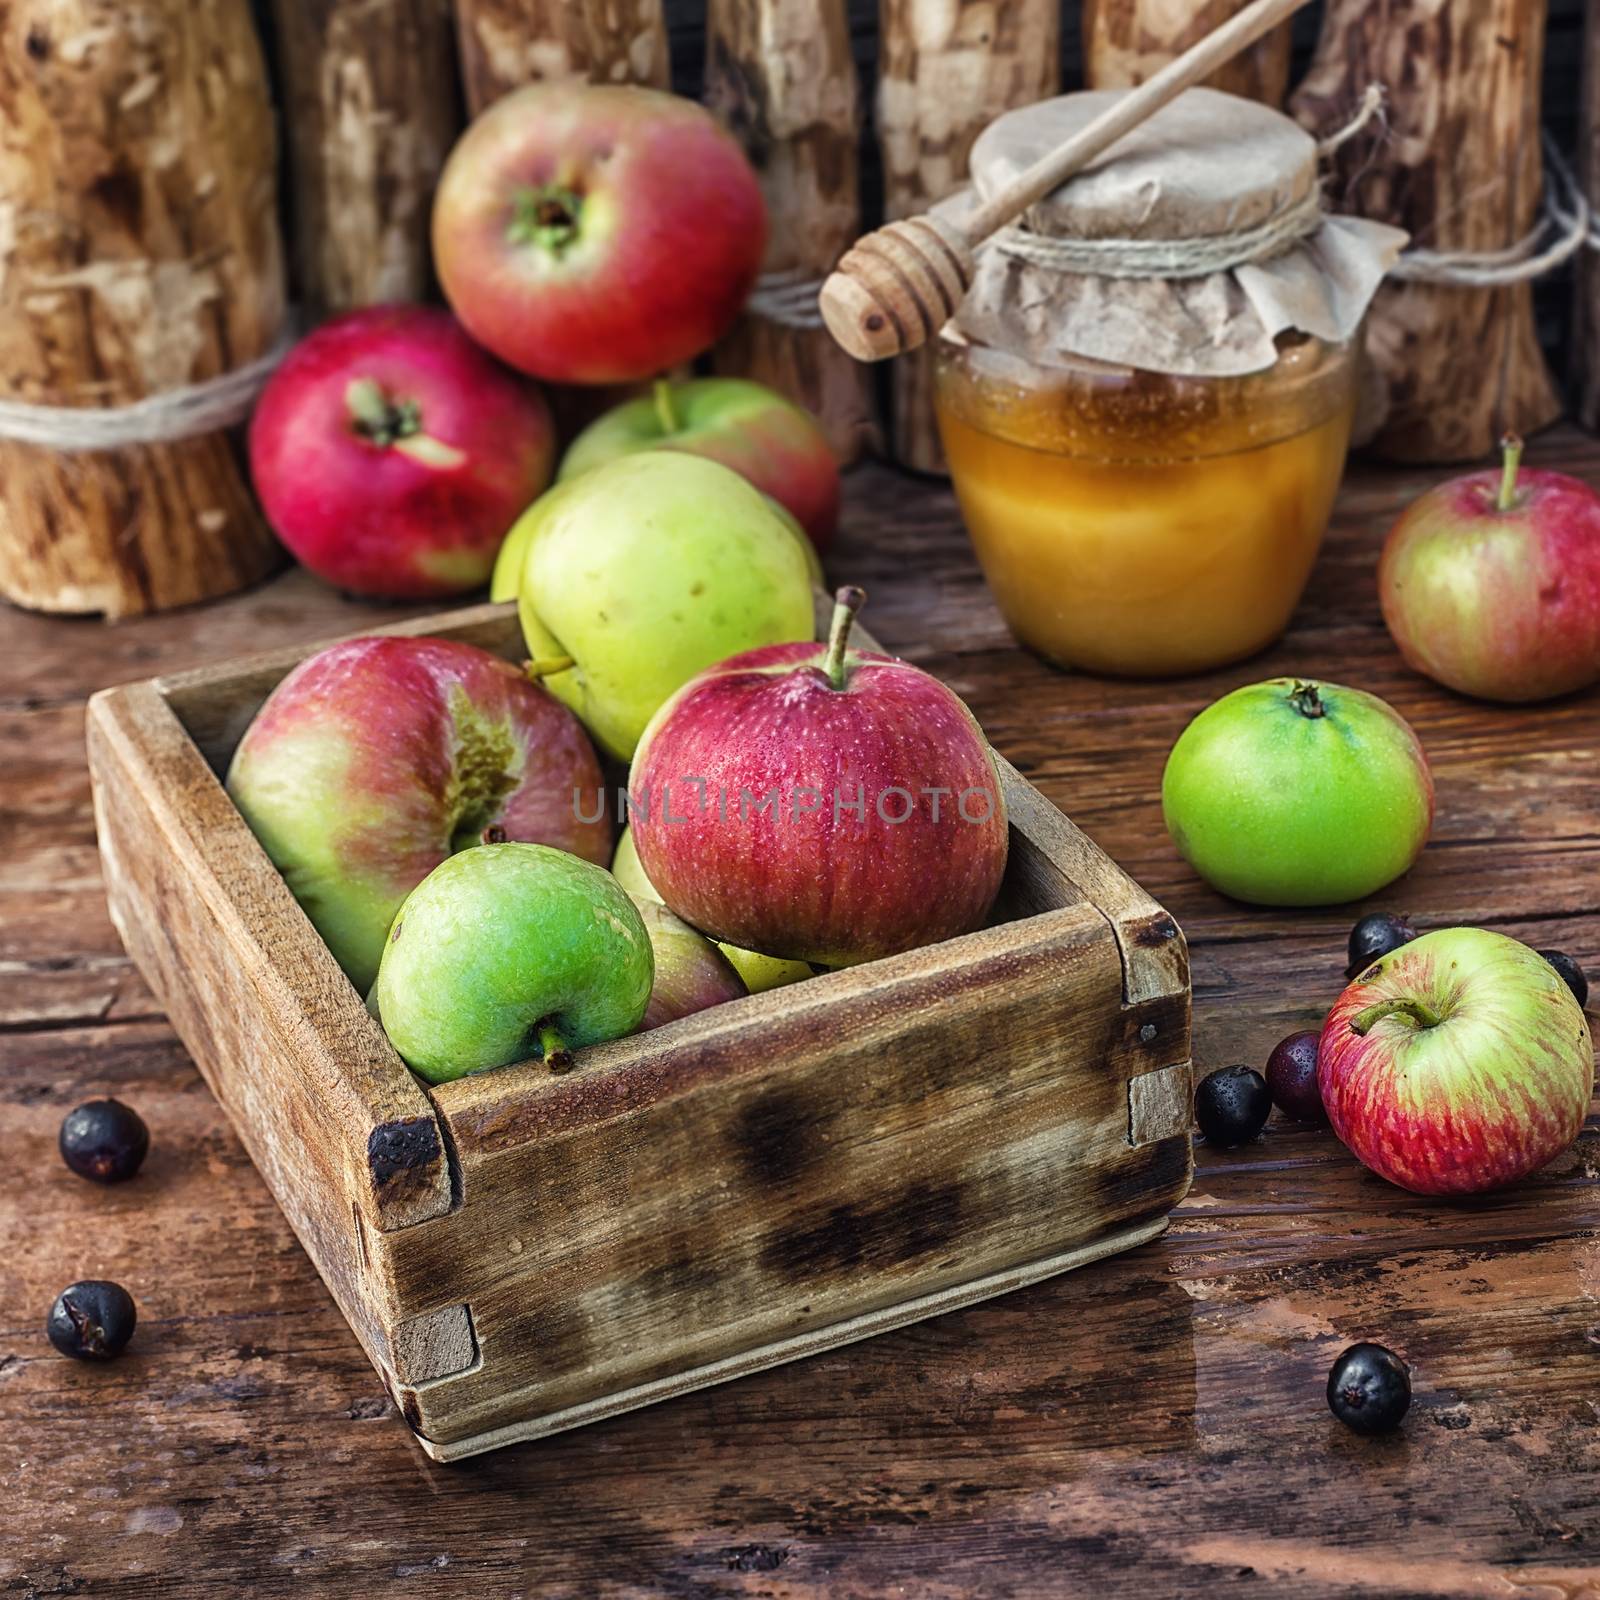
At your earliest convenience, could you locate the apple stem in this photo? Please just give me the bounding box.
[507,185,584,254]
[1349,996,1443,1037]
[480,825,508,846]
[653,378,679,436]
[537,1022,573,1074]
[1497,432,1525,511]
[1288,681,1326,720]
[822,585,867,690]
[346,377,421,447]
[524,655,576,680]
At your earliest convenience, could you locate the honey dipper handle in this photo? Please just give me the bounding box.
[966,0,1312,239]
[819,0,1314,363]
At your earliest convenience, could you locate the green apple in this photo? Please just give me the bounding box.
[372,842,652,1083]
[1162,678,1434,906]
[491,458,821,604]
[512,453,816,759]
[613,826,812,993]
[631,896,746,1028]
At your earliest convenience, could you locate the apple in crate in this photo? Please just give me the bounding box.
[433,83,765,384]
[373,844,653,1082]
[1319,927,1593,1195]
[561,379,841,553]
[511,454,816,760]
[1379,436,1600,702]
[631,898,746,1031]
[631,588,1009,966]
[613,826,812,995]
[227,637,611,992]
[249,305,554,599]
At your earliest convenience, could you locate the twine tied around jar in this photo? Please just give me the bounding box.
[990,186,1326,281]
[987,87,1387,284]
[0,324,295,452]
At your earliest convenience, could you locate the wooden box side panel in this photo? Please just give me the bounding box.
[86,683,454,1375]
[384,907,1191,1447]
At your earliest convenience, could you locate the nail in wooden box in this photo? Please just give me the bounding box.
[86,600,1192,1461]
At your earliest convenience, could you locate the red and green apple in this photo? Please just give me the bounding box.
[561,379,841,552]
[433,83,765,384]
[1379,436,1600,703]
[226,636,611,991]
[1319,927,1593,1195]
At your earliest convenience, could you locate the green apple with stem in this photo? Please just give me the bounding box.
[559,377,841,552]
[1162,677,1434,906]
[372,842,652,1083]
[613,826,812,993]
[507,452,817,760]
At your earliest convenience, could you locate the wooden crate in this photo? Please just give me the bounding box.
[84,599,1193,1461]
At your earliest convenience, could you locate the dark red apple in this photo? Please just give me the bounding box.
[1379,436,1600,702]
[630,588,1009,966]
[560,379,841,551]
[250,305,554,599]
[432,83,766,385]
[1318,927,1593,1195]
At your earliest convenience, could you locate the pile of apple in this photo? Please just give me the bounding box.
[230,566,1009,1081]
[250,81,839,603]
[229,80,1016,1083]
[1155,437,1600,1197]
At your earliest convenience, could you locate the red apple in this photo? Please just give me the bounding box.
[250,305,554,599]
[226,636,610,991]
[432,83,766,385]
[1379,436,1600,702]
[560,379,841,552]
[1318,927,1593,1196]
[630,588,1009,966]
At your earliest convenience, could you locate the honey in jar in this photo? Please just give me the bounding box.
[933,89,1402,679]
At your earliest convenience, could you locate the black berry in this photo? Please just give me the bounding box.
[1537,950,1589,1009]
[46,1280,137,1361]
[59,1098,149,1183]
[1194,1066,1271,1147]
[1346,912,1416,978]
[1265,1030,1327,1123]
[1327,1342,1410,1434]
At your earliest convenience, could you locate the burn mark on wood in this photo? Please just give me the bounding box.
[367,1116,443,1211]
[732,1086,826,1186]
[1133,913,1181,948]
[763,1180,966,1279]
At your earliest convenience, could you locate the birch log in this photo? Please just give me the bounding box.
[705,0,877,464]
[878,0,1061,473]
[455,0,668,115]
[1083,0,1291,106]
[1291,0,1559,463]
[0,0,286,618]
[1576,0,1600,431]
[270,0,461,315]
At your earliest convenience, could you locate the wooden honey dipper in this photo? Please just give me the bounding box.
[819,0,1315,363]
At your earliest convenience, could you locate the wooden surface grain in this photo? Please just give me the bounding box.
[2,430,1598,1596]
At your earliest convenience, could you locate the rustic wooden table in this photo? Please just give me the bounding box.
[3,430,1597,1599]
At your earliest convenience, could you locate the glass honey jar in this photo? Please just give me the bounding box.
[933,89,1402,678]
